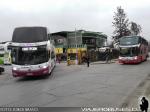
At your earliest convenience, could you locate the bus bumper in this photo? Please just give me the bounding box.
[118,59,139,64]
[12,67,49,77]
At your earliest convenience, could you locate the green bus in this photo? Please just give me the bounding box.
[0,44,4,64]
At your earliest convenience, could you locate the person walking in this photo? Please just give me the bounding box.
[57,56,60,64]
[105,48,111,64]
[58,56,61,64]
[140,97,149,112]
[86,55,90,67]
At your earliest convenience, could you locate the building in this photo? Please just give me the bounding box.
[67,30,107,62]
[67,30,107,49]
[50,30,107,64]
[49,31,69,61]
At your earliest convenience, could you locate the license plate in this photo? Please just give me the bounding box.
[126,57,132,60]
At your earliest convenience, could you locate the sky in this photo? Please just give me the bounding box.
[0,0,150,42]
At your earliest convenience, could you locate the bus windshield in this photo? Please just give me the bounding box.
[12,45,48,65]
[120,47,138,57]
[12,27,47,43]
[119,36,139,45]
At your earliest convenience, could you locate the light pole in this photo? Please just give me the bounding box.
[75,29,78,65]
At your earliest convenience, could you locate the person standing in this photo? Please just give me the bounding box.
[57,56,60,64]
[105,48,111,64]
[86,55,90,67]
[58,56,61,64]
[140,97,149,112]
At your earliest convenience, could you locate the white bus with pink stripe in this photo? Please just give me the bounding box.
[11,27,56,77]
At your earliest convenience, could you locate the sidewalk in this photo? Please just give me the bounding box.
[91,59,118,65]
[57,59,118,65]
[120,73,150,111]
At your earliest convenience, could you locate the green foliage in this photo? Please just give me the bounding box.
[112,6,130,40]
[129,21,142,35]
[112,6,142,45]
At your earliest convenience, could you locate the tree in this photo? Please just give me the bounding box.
[128,21,142,35]
[112,6,130,41]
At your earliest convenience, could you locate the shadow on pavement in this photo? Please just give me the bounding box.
[15,73,54,82]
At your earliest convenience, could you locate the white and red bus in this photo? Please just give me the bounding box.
[118,36,148,64]
[11,27,56,77]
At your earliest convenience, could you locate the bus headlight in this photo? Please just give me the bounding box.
[119,57,123,60]
[13,67,18,71]
[134,56,138,60]
[42,65,48,69]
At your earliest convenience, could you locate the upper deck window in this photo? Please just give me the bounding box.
[119,36,139,45]
[12,27,48,43]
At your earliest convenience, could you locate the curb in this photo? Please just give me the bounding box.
[91,60,117,65]
[120,74,150,111]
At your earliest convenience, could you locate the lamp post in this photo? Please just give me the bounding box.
[75,29,78,65]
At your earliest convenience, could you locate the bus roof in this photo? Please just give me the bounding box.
[12,27,48,43]
[120,35,147,41]
[120,35,140,38]
[119,35,148,46]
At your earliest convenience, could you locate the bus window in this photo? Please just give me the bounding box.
[120,47,138,57]
[51,51,55,59]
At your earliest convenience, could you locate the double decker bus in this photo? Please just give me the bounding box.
[11,27,56,77]
[118,36,148,64]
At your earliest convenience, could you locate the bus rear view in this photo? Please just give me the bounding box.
[11,27,56,77]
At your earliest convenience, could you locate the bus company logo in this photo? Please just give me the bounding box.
[22,66,30,69]
[25,43,33,46]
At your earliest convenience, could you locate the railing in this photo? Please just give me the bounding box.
[67,44,87,48]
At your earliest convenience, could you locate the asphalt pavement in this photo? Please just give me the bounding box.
[0,60,150,112]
